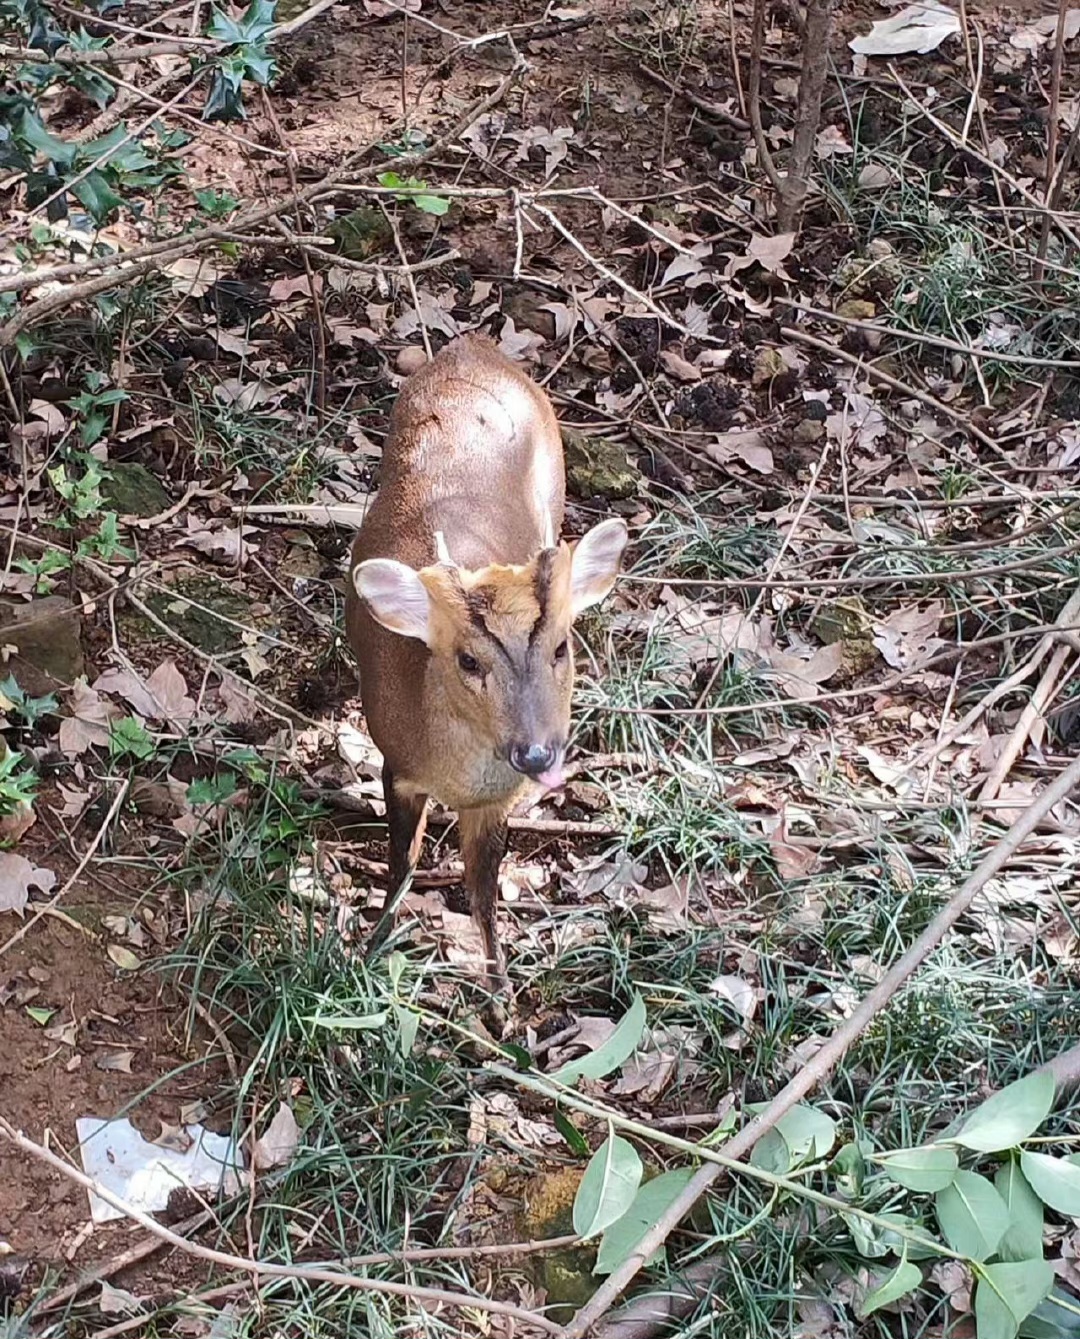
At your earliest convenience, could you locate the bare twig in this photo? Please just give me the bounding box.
[0,1120,561,1334]
[562,753,1080,1337]
[747,0,785,198]
[780,324,1015,462]
[780,300,1080,368]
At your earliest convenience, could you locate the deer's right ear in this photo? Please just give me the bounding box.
[353,559,432,644]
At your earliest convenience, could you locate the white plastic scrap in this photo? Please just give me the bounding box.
[849,3,960,55]
[76,1117,242,1224]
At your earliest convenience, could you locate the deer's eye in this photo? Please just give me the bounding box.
[554,640,569,662]
[458,651,482,675]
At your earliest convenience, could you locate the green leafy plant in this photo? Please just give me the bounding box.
[376,171,450,216]
[193,185,240,218]
[203,0,278,121]
[12,547,70,594]
[0,675,58,730]
[552,1001,1076,1339]
[65,385,129,447]
[108,716,155,761]
[47,458,106,523]
[77,511,135,563]
[0,746,38,819]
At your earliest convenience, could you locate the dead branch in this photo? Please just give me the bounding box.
[636,63,750,132]
[562,751,1080,1337]
[776,0,836,231]
[780,325,1013,461]
[0,1119,562,1334]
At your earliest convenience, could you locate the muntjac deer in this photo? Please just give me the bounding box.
[345,335,628,990]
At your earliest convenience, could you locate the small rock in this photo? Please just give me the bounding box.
[836,299,877,321]
[563,428,640,501]
[327,208,392,261]
[501,288,557,342]
[102,462,169,518]
[142,576,258,657]
[0,596,84,693]
[792,419,825,445]
[396,345,428,376]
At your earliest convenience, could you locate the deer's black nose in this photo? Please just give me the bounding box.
[509,742,558,777]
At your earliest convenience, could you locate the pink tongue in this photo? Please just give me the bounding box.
[535,763,566,792]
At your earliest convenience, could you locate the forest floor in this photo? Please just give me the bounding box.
[1,0,1080,1336]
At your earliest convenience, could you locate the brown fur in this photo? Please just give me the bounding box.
[345,335,571,990]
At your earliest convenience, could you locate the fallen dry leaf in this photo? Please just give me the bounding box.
[705,428,774,474]
[95,1049,135,1073]
[59,679,123,755]
[217,676,258,723]
[254,1102,301,1171]
[0,853,57,913]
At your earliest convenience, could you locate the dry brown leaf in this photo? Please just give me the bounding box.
[217,677,258,723]
[93,667,160,718]
[659,349,701,382]
[769,809,821,881]
[95,1049,135,1073]
[0,852,56,914]
[59,680,122,755]
[178,521,260,566]
[705,428,774,474]
[872,601,945,670]
[253,1102,301,1171]
[145,660,196,727]
[767,641,843,699]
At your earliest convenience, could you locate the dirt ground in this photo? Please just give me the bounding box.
[2,0,1077,1314]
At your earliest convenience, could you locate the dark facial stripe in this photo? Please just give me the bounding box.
[528,548,556,649]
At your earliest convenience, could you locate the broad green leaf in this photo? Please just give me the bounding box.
[392,1004,418,1057]
[877,1145,958,1193]
[1020,1152,1080,1216]
[953,1072,1055,1154]
[572,1134,643,1240]
[594,1168,695,1275]
[857,1255,922,1318]
[387,951,406,992]
[842,1210,936,1261]
[935,1171,1010,1261]
[26,1006,55,1026]
[995,1163,1045,1262]
[976,1260,1055,1339]
[73,170,124,223]
[549,995,646,1087]
[833,1142,867,1195]
[1020,1287,1080,1339]
[748,1103,837,1173]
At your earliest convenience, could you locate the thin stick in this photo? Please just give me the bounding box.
[978,633,1075,803]
[39,1211,213,1313]
[780,325,1013,461]
[0,1119,561,1334]
[562,752,1080,1338]
[781,300,1080,368]
[0,782,129,960]
[910,587,1080,773]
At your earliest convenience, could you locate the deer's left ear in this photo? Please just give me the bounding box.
[569,518,629,616]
